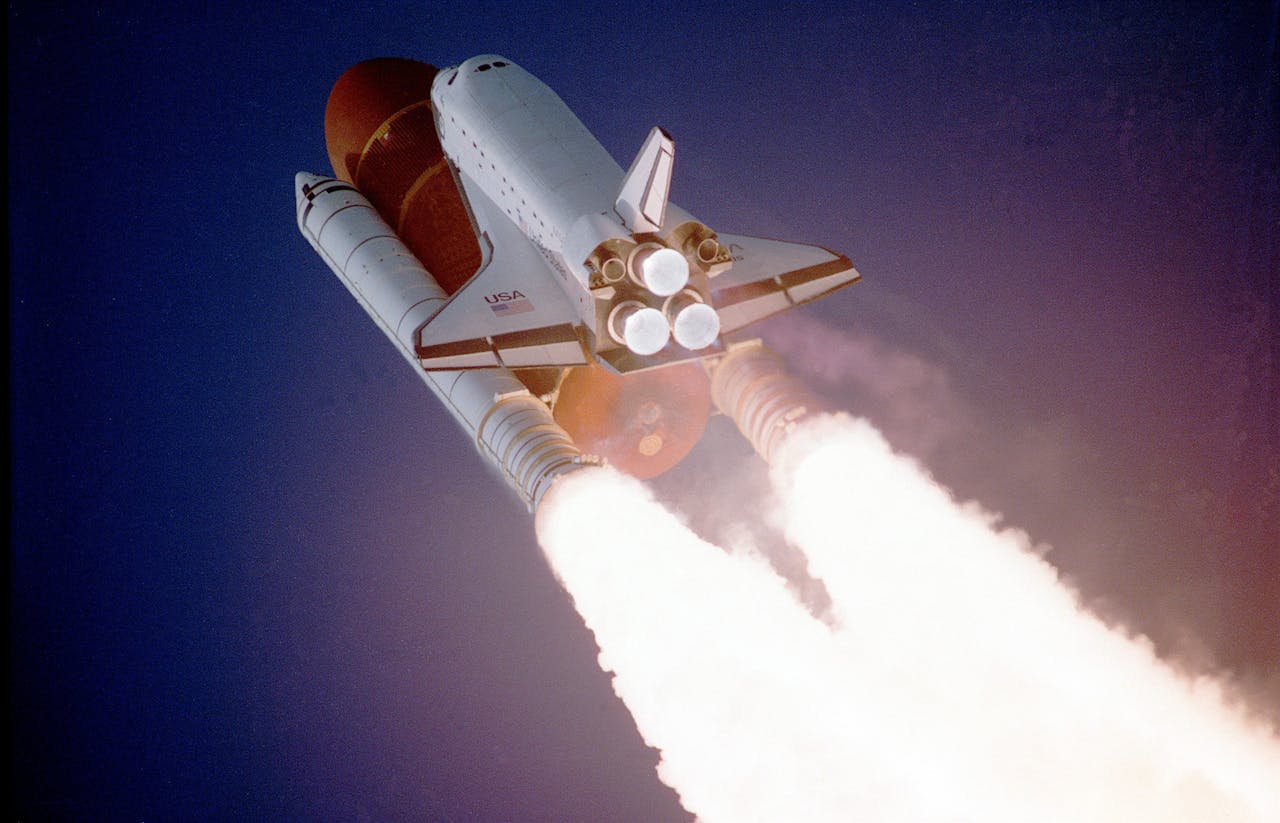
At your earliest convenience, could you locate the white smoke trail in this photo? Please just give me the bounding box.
[773,414,1280,821]
[536,467,941,821]
[535,419,1280,822]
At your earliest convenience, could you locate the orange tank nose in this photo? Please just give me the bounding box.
[552,363,712,479]
[323,58,480,294]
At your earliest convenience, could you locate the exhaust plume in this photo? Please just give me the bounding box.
[772,414,1280,820]
[535,416,1280,821]
[536,466,890,820]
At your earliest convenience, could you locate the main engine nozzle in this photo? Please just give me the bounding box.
[664,290,721,350]
[608,300,670,355]
[629,243,689,296]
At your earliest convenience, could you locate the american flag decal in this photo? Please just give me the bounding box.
[489,297,534,317]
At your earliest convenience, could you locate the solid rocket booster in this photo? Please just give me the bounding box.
[295,172,591,509]
[710,340,821,464]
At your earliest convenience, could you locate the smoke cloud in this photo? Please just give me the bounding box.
[775,414,1280,820]
[762,313,970,459]
[764,311,1280,714]
[536,466,884,820]
[535,416,1280,821]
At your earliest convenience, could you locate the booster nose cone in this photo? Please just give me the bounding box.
[294,171,328,206]
[672,302,721,350]
[294,171,333,231]
[294,170,327,193]
[630,245,690,296]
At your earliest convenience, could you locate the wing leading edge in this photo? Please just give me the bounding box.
[412,226,859,371]
[413,176,592,370]
[709,233,860,335]
[411,169,859,371]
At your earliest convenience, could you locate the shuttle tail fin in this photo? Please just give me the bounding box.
[615,126,674,233]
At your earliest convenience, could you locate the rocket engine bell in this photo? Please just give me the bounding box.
[297,54,862,500]
[629,244,689,297]
[665,290,720,351]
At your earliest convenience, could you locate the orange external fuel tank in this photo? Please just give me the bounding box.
[324,58,481,295]
[553,363,710,479]
[323,58,711,479]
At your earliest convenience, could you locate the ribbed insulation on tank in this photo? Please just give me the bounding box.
[710,341,820,464]
[324,58,482,295]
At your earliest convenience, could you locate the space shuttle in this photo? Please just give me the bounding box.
[296,55,858,508]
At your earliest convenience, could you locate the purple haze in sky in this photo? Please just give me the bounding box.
[10,2,1277,820]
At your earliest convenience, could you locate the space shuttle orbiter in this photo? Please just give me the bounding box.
[296,55,858,507]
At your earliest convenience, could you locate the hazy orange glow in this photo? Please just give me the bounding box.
[536,415,1280,821]
[553,363,711,479]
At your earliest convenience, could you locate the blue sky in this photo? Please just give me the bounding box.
[10,2,1277,819]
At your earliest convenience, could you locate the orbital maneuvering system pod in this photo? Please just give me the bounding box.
[295,55,860,507]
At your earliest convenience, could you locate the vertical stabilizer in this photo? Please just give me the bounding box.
[615,126,674,233]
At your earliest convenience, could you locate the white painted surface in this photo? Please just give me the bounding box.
[295,172,588,508]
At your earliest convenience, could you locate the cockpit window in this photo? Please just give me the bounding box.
[477,63,492,72]
[493,61,508,67]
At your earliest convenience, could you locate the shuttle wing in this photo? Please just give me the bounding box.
[413,177,592,370]
[709,234,861,335]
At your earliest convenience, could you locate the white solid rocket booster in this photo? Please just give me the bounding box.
[295,172,591,509]
[710,340,820,464]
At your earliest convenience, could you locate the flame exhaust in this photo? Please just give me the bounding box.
[771,414,1280,820]
[665,290,720,351]
[535,467,876,820]
[535,349,1280,821]
[607,299,670,355]
[629,242,689,297]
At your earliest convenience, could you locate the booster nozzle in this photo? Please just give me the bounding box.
[665,290,721,350]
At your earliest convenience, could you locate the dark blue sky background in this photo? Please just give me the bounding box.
[11,2,1277,820]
